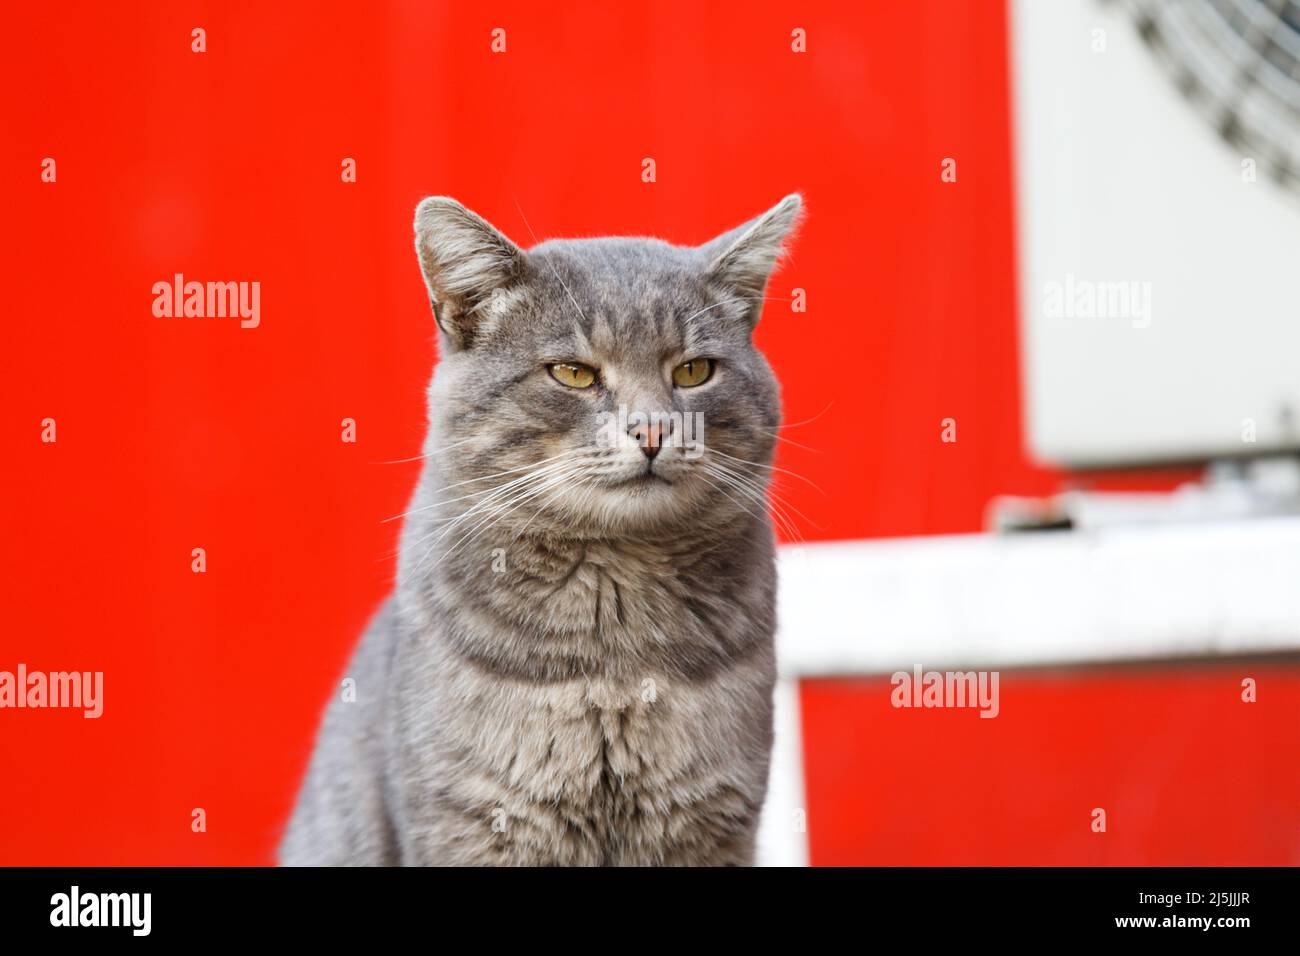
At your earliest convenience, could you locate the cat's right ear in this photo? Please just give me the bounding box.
[414,197,525,349]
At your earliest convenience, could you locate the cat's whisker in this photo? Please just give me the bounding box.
[680,299,746,323]
[696,473,772,531]
[436,465,588,567]
[702,461,808,542]
[406,446,606,549]
[513,197,592,329]
[413,450,605,559]
[430,446,610,567]
[417,464,573,544]
[427,448,577,495]
[371,433,483,465]
[712,468,818,537]
[700,461,775,521]
[383,460,567,524]
[390,470,547,529]
[772,433,821,454]
[704,446,824,493]
[402,461,581,576]
[384,449,580,523]
[714,462,817,537]
[680,295,795,325]
[444,465,581,545]
[759,401,835,433]
[511,472,596,544]
[705,452,810,509]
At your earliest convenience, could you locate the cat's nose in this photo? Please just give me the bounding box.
[629,421,664,459]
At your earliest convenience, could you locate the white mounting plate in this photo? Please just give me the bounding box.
[1010,0,1300,468]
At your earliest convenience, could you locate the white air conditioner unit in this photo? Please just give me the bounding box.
[1010,0,1300,469]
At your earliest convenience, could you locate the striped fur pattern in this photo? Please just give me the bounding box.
[281,194,802,865]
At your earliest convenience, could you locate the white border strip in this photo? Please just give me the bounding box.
[775,519,1300,676]
[755,677,808,867]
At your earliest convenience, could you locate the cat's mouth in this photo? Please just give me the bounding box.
[612,471,672,489]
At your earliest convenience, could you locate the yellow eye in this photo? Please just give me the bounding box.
[548,362,597,388]
[672,358,713,387]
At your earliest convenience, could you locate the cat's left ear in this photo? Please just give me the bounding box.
[414,197,525,349]
[701,193,803,322]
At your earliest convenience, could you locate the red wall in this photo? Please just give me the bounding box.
[1,1,1277,866]
[802,668,1300,865]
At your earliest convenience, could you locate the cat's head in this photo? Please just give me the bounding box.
[412,194,801,537]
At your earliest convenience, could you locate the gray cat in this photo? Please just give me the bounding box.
[280,193,802,865]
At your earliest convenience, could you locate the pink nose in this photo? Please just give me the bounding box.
[630,422,663,459]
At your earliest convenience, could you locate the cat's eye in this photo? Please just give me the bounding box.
[672,358,713,388]
[548,362,597,389]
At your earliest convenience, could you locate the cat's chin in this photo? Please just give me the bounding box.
[607,473,674,490]
[540,474,730,538]
[590,476,681,518]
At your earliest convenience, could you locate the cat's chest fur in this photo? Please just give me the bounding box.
[393,533,777,864]
[406,640,774,865]
[516,539,698,641]
[427,531,775,685]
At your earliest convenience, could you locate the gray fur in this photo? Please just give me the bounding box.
[281,194,802,865]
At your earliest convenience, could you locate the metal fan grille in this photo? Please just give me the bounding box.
[1127,0,1300,191]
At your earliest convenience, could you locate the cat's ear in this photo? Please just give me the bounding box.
[702,193,803,321]
[414,197,525,348]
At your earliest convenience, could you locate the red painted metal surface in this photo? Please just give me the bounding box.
[801,667,1300,865]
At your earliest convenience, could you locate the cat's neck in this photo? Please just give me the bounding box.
[397,506,775,682]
